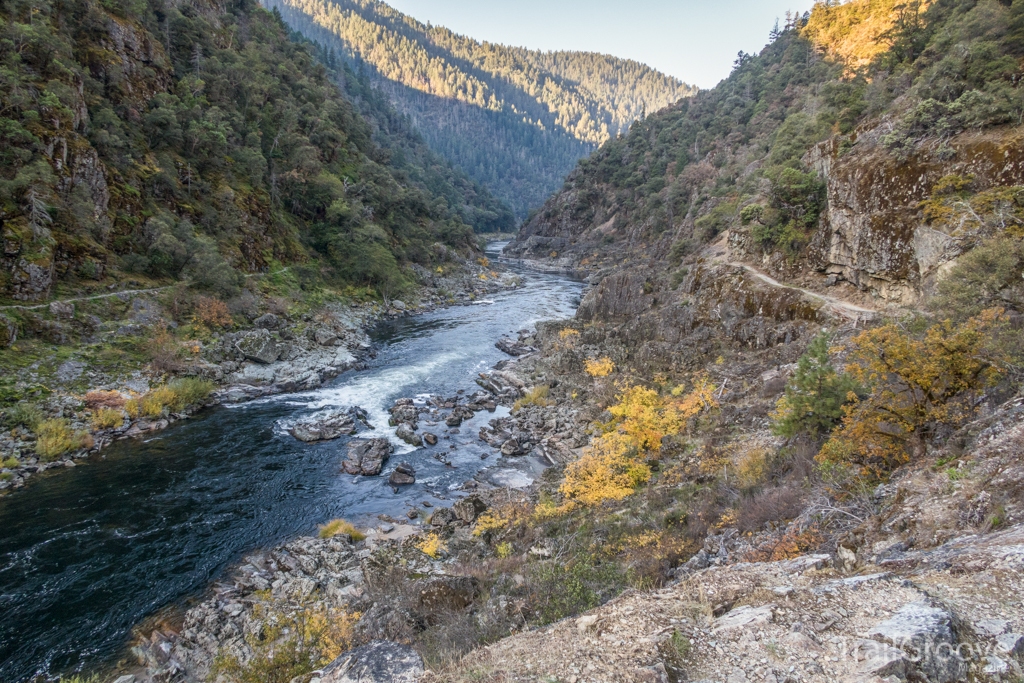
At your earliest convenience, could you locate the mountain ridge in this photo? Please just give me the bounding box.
[263,0,697,216]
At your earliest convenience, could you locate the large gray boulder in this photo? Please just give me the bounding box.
[290,412,356,442]
[319,641,423,683]
[253,313,281,330]
[342,438,393,476]
[389,463,416,486]
[866,600,967,683]
[394,423,422,447]
[234,329,281,364]
[452,496,487,524]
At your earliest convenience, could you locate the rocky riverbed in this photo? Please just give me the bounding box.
[0,263,523,493]
[118,320,599,683]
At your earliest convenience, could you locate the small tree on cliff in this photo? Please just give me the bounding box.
[772,333,862,439]
[817,309,1009,480]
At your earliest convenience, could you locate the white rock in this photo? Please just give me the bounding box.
[996,632,1024,657]
[713,604,775,634]
[865,600,965,683]
[851,638,907,679]
[983,655,1009,675]
[975,619,1010,637]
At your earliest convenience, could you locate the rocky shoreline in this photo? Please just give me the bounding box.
[0,262,524,494]
[121,321,589,683]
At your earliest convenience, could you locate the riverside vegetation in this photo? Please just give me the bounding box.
[0,0,525,486]
[9,0,1024,681]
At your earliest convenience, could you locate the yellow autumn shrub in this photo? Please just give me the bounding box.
[416,532,447,559]
[584,357,615,377]
[561,377,718,507]
[818,308,1008,480]
[91,407,124,430]
[318,518,366,541]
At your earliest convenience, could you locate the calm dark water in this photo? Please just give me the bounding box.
[0,244,582,682]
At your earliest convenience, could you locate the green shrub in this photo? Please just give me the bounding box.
[930,236,1024,323]
[4,403,43,430]
[35,419,88,461]
[1,456,18,468]
[527,556,625,625]
[167,377,215,411]
[771,333,862,439]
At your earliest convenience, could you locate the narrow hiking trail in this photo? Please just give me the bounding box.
[725,261,879,320]
[0,268,295,312]
[0,286,174,312]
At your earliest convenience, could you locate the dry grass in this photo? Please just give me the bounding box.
[90,407,124,430]
[84,390,125,410]
[318,518,366,541]
[512,385,552,411]
[35,419,89,461]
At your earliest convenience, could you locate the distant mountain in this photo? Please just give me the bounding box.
[264,0,697,218]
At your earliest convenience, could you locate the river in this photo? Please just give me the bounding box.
[0,244,582,682]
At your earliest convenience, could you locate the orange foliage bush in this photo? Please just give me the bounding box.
[818,308,1008,479]
[561,377,718,507]
[193,296,233,329]
[84,390,126,410]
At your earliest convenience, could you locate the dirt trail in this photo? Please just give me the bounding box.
[726,261,878,321]
[0,286,175,312]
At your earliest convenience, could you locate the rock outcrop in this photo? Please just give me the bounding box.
[290,412,357,442]
[342,439,393,476]
[319,641,423,683]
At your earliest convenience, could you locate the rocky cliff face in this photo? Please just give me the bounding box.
[805,127,1024,304]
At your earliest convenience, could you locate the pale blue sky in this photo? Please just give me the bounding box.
[384,0,817,89]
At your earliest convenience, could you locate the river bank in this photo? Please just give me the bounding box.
[0,250,583,682]
[126,320,595,683]
[0,253,524,494]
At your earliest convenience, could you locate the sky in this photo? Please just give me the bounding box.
[383,0,817,89]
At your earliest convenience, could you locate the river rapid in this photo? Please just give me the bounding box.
[0,243,582,682]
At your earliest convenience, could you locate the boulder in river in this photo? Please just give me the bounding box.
[389,403,419,425]
[423,432,438,445]
[394,423,422,447]
[389,463,416,486]
[343,438,393,476]
[290,412,357,442]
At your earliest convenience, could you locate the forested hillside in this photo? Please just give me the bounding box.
[0,0,509,305]
[263,0,697,217]
[511,0,1024,310]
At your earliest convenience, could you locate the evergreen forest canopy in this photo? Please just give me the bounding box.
[0,0,512,303]
[262,0,698,218]
[530,0,1024,271]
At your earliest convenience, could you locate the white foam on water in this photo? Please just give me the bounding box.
[269,350,466,452]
